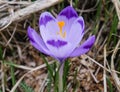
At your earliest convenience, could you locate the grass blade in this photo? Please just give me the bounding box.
[20,81,34,92]
[41,54,54,78]
[63,59,70,91]
[10,65,16,88]
[106,77,114,92]
[107,14,118,45]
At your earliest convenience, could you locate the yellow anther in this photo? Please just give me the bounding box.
[63,32,66,38]
[58,21,65,30]
[57,21,66,38]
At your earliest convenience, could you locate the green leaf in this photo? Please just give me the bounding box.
[47,71,53,92]
[107,14,118,45]
[93,0,101,34]
[10,65,16,87]
[63,59,70,91]
[41,54,54,78]
[54,64,59,92]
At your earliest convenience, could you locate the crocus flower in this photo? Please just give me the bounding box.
[28,6,95,62]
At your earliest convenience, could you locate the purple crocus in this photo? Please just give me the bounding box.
[27,6,95,62]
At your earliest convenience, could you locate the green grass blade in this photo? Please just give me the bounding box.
[46,61,57,92]
[106,77,114,92]
[4,61,18,67]
[54,63,59,92]
[73,68,79,92]
[20,81,34,92]
[95,0,101,21]
[107,14,118,45]
[41,54,54,78]
[63,59,70,91]
[46,71,53,92]
[10,65,16,88]
[93,0,101,34]
[0,46,3,60]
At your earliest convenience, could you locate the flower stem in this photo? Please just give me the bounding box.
[58,62,64,92]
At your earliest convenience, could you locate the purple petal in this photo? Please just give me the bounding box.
[67,17,85,46]
[39,14,60,44]
[45,40,73,60]
[39,12,55,26]
[58,6,78,19]
[47,40,67,48]
[77,16,85,31]
[27,26,50,55]
[57,6,78,35]
[69,35,95,57]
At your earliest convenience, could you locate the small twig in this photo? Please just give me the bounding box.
[70,0,73,7]
[0,1,32,5]
[96,36,107,57]
[76,0,99,13]
[103,45,107,92]
[85,55,111,73]
[95,67,101,76]
[80,57,99,83]
[95,24,105,46]
[39,74,48,92]
[5,24,17,47]
[0,3,8,10]
[87,66,99,83]
[85,55,120,74]
[80,0,87,15]
[111,0,120,21]
[0,7,14,31]
[111,40,120,91]
[0,31,12,49]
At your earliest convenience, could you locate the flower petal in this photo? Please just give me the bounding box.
[77,16,85,30]
[57,6,78,34]
[58,6,78,19]
[46,39,73,60]
[39,12,55,26]
[67,16,85,46]
[69,35,95,57]
[39,12,61,43]
[27,26,50,55]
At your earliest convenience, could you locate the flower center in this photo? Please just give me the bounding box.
[57,21,66,38]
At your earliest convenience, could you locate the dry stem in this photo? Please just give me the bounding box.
[111,40,120,91]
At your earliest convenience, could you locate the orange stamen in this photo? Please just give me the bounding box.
[58,21,65,30]
[57,21,66,38]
